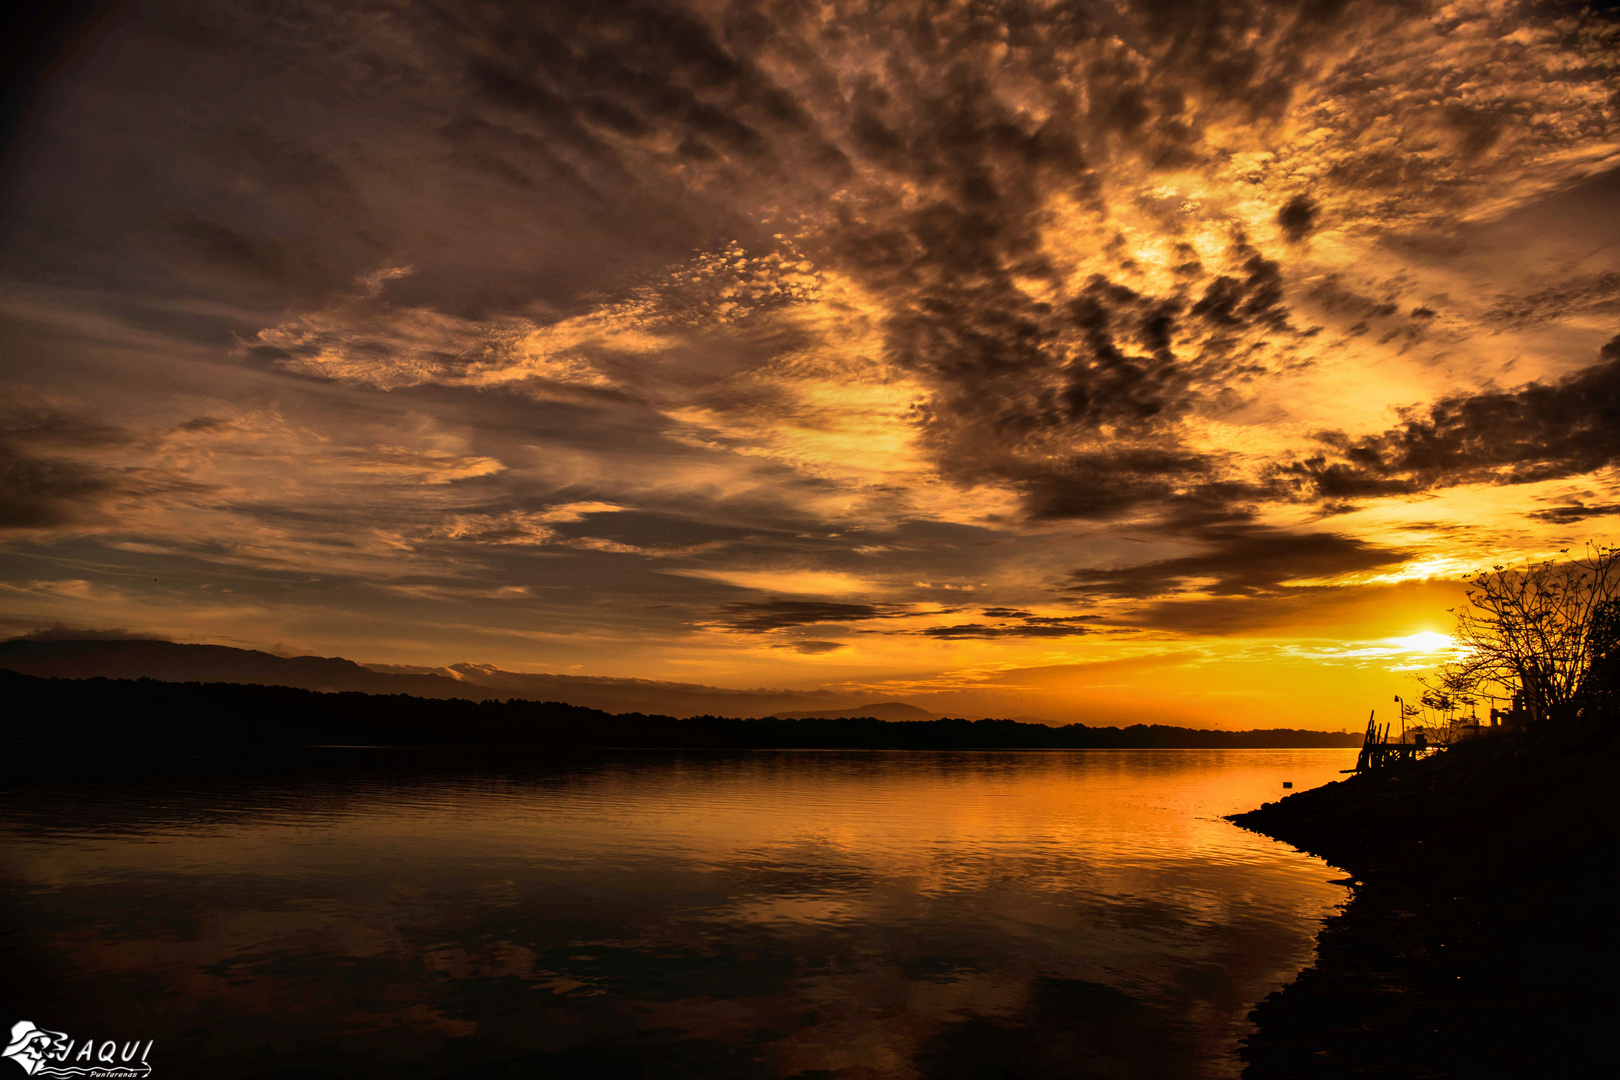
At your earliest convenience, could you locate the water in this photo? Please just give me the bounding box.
[0,748,1356,1079]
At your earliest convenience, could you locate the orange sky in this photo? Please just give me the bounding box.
[4,0,1620,727]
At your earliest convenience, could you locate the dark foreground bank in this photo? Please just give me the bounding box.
[0,668,1359,750]
[1230,724,1620,1078]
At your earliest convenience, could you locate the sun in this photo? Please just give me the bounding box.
[1393,631,1455,653]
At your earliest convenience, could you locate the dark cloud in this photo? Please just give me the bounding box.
[1020,452,1267,526]
[0,428,208,530]
[0,397,137,529]
[871,223,1299,523]
[1528,502,1620,524]
[1301,276,1405,325]
[169,215,290,283]
[0,444,115,528]
[1484,271,1620,330]
[919,621,1095,640]
[772,639,847,654]
[1277,194,1317,242]
[0,396,129,448]
[908,608,1100,639]
[1016,448,1213,520]
[1277,334,1620,500]
[1067,528,1408,600]
[714,600,901,633]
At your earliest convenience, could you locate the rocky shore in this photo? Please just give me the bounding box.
[1230,723,1619,1078]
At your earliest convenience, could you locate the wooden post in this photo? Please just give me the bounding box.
[1346,709,1378,774]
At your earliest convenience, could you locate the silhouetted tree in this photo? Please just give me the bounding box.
[1425,543,1620,726]
[1587,596,1620,723]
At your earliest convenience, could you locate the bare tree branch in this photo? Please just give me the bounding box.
[1422,543,1620,726]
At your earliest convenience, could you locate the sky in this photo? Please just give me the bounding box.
[3,0,1619,728]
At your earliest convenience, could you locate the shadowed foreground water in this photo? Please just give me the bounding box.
[0,749,1356,1079]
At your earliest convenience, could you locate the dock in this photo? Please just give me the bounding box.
[1343,711,1435,775]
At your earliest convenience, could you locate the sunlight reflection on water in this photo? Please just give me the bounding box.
[0,748,1356,1079]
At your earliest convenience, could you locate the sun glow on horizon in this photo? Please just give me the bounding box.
[1391,632,1456,654]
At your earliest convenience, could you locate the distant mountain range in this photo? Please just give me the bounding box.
[0,637,939,720]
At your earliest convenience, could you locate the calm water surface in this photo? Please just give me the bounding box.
[0,749,1356,1079]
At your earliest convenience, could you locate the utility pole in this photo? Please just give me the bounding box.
[1394,694,1407,743]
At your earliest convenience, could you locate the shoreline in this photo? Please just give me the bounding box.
[1228,725,1619,1078]
[0,667,1360,751]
